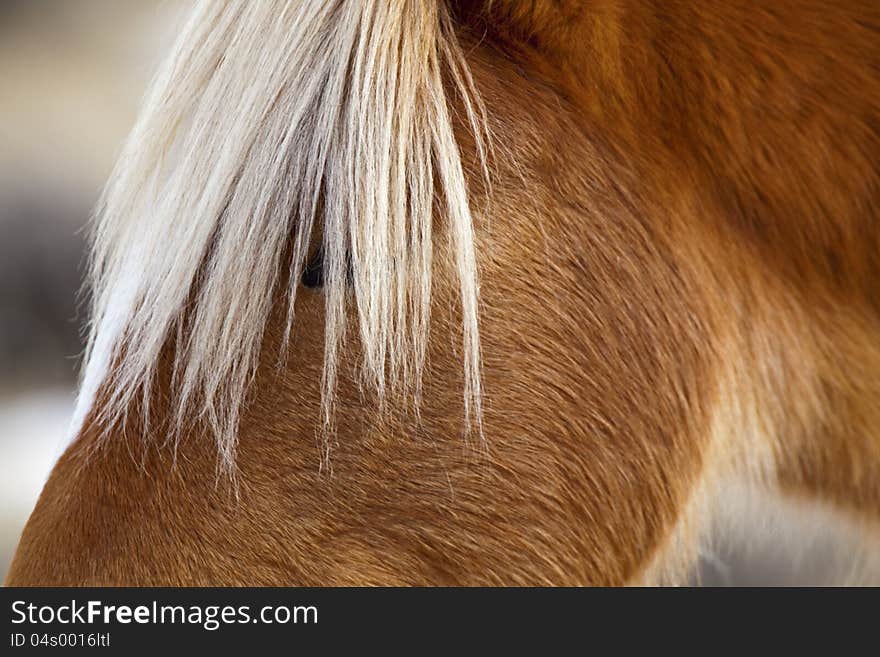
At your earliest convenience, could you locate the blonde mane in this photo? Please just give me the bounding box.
[78,0,488,466]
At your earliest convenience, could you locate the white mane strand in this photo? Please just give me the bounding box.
[76,0,487,466]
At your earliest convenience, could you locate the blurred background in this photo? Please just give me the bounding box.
[0,0,181,579]
[0,1,867,585]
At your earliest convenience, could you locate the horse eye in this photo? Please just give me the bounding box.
[301,248,324,289]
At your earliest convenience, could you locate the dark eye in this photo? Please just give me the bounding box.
[301,247,324,289]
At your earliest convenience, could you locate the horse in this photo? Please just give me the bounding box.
[6,0,880,585]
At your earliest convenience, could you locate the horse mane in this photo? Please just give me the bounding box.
[76,0,489,467]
